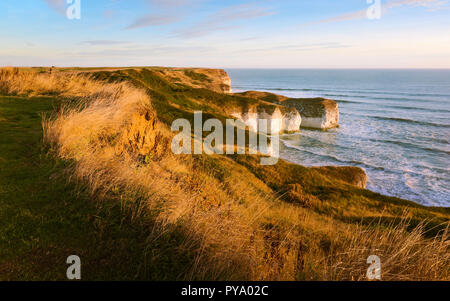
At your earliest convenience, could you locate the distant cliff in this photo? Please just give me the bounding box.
[156,68,232,94]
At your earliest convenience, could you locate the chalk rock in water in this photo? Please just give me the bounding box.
[282,98,339,129]
[230,105,301,134]
[236,91,339,130]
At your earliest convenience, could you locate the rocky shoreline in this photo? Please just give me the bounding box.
[214,71,366,188]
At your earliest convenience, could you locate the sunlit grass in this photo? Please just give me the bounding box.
[0,67,448,280]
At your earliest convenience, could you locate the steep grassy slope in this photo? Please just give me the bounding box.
[89,67,449,225]
[0,67,448,280]
[0,96,190,280]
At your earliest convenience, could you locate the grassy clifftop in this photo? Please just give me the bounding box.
[0,67,448,280]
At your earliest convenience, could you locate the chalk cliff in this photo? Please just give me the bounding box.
[229,103,301,134]
[282,98,339,129]
[236,91,339,130]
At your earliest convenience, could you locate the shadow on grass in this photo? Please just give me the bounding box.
[0,96,201,280]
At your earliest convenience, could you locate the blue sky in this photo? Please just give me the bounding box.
[0,0,449,68]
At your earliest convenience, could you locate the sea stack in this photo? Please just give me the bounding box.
[281,97,339,130]
[230,104,302,134]
[235,91,339,130]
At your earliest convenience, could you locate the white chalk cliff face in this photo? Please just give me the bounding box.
[301,106,339,129]
[235,91,339,130]
[280,98,339,130]
[282,111,304,132]
[220,74,233,94]
[231,107,301,134]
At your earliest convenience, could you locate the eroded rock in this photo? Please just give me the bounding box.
[282,98,339,129]
[230,103,301,134]
[237,91,339,130]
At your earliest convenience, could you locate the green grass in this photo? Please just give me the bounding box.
[0,96,192,280]
[84,68,450,234]
[91,68,260,125]
[184,70,212,83]
[1,68,448,280]
[231,155,450,236]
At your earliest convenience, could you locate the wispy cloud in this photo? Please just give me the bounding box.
[238,42,350,55]
[68,45,214,57]
[303,0,448,26]
[388,0,448,9]
[125,14,181,30]
[146,0,199,7]
[81,40,130,46]
[125,0,202,30]
[103,9,115,19]
[43,0,66,15]
[175,3,276,38]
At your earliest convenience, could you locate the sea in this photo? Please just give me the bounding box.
[226,69,450,207]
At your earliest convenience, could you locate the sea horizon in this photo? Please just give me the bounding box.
[10,66,450,70]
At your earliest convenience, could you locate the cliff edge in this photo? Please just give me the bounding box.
[158,68,232,93]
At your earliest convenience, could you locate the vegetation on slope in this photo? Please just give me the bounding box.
[0,67,448,280]
[0,95,191,280]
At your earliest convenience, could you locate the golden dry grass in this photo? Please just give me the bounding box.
[1,67,448,281]
[300,217,449,280]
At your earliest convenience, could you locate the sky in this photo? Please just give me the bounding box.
[0,0,449,68]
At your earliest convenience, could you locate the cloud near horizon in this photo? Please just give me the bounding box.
[125,14,181,30]
[81,40,130,45]
[67,45,214,57]
[302,0,448,26]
